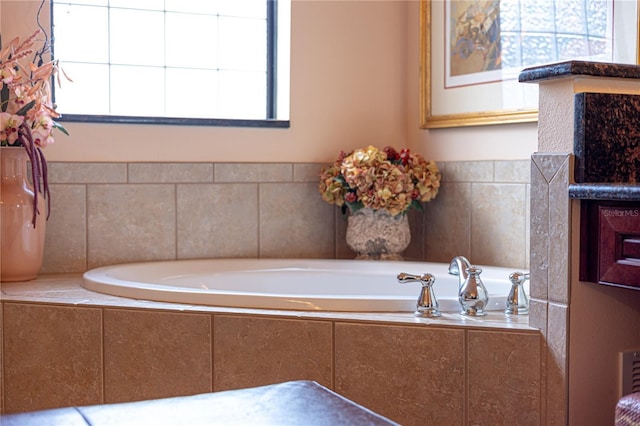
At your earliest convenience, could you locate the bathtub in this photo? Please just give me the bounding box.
[82,258,527,313]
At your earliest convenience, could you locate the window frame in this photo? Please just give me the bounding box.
[50,0,289,129]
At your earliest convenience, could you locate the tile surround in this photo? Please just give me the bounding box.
[103,309,212,403]
[213,316,332,391]
[3,158,533,423]
[423,182,472,262]
[128,163,213,183]
[42,185,86,273]
[0,302,3,414]
[3,303,103,413]
[0,281,540,424]
[177,183,259,259]
[471,183,528,267]
[41,160,530,272]
[258,183,335,258]
[467,330,542,425]
[529,152,571,425]
[87,184,177,268]
[334,323,465,425]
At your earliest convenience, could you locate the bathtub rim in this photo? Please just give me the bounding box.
[81,258,528,312]
[82,258,527,313]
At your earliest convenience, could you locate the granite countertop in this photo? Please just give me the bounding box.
[569,183,640,201]
[523,63,640,201]
[519,60,640,83]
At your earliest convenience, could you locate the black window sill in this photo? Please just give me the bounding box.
[58,114,290,129]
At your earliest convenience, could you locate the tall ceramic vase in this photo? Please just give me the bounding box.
[345,208,410,260]
[1,146,46,282]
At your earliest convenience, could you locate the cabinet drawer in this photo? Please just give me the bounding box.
[580,202,640,289]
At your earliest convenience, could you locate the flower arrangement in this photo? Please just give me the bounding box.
[319,145,441,217]
[0,30,68,227]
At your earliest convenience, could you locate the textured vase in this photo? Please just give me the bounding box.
[0,147,47,282]
[346,208,410,260]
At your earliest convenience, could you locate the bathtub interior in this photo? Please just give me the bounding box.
[82,258,529,313]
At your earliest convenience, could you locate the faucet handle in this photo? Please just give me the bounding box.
[508,271,530,285]
[505,272,529,315]
[397,273,441,318]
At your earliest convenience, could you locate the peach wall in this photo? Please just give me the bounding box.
[2,0,537,163]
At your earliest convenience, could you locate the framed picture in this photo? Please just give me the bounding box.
[420,0,640,129]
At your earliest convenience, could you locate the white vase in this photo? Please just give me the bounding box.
[345,208,411,260]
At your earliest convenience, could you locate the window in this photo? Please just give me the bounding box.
[51,0,289,127]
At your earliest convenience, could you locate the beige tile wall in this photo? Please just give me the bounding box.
[1,301,542,425]
[41,160,530,274]
[3,303,103,412]
[334,322,466,424]
[103,309,212,403]
[213,316,333,391]
[0,302,3,414]
[529,153,571,426]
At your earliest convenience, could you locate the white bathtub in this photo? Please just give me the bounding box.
[82,258,527,313]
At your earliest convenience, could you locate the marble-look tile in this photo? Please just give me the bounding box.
[335,209,351,259]
[528,298,548,335]
[177,184,259,258]
[530,157,550,300]
[0,276,537,331]
[532,154,570,184]
[423,182,471,263]
[213,315,332,391]
[525,183,531,270]
[3,303,102,413]
[334,323,465,426]
[128,163,213,183]
[87,184,176,268]
[548,157,570,304]
[0,302,3,414]
[48,163,127,184]
[405,209,425,260]
[467,330,542,425]
[35,159,531,277]
[293,163,323,182]
[215,163,292,183]
[41,184,87,274]
[546,303,568,426]
[259,183,335,258]
[495,160,531,183]
[471,183,528,268]
[443,161,494,183]
[103,309,212,403]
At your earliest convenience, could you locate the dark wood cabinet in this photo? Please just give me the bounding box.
[580,201,640,289]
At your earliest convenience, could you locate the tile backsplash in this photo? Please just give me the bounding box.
[41,160,530,274]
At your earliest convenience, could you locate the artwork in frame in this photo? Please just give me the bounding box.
[420,0,640,129]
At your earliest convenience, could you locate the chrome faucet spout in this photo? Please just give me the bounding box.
[448,256,471,287]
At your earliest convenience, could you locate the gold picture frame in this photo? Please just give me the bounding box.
[420,0,640,129]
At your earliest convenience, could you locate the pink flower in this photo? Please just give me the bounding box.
[0,66,16,85]
[0,112,25,145]
[0,30,67,149]
[31,127,54,148]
